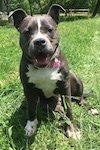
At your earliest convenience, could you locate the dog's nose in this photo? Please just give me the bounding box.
[34,38,46,47]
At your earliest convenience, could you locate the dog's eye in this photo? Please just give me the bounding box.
[23,28,31,35]
[48,28,53,33]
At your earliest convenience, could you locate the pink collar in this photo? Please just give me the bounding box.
[51,58,61,68]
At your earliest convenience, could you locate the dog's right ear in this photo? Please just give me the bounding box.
[47,4,65,24]
[8,9,27,30]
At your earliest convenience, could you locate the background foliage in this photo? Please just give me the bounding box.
[0,0,98,14]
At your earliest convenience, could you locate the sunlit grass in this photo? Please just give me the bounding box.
[0,17,100,149]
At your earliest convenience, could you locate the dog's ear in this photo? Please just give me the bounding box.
[8,9,27,30]
[47,4,65,24]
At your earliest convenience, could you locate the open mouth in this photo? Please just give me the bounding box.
[32,53,51,67]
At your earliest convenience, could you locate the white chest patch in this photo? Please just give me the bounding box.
[26,64,62,98]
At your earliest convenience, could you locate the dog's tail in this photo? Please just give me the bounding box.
[70,91,93,106]
[83,91,93,99]
[70,91,93,101]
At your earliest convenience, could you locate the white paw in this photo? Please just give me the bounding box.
[89,108,99,115]
[25,119,38,137]
[66,125,81,140]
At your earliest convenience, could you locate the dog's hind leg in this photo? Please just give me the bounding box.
[63,85,81,140]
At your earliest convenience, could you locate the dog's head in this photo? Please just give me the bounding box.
[9,4,65,67]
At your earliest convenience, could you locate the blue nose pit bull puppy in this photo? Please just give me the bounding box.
[9,4,82,140]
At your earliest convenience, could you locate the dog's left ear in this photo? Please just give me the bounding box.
[47,4,65,24]
[8,9,27,30]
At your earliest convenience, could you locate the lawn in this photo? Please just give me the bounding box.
[0,17,100,150]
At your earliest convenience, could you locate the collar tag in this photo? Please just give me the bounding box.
[52,58,61,68]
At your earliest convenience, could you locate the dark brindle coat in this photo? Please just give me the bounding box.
[9,4,82,139]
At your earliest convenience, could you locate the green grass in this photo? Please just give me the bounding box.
[0,17,100,150]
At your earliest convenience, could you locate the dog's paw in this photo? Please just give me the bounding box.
[89,108,99,115]
[25,119,38,137]
[66,125,81,140]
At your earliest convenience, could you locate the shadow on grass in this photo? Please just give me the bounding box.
[0,20,13,28]
[60,15,90,22]
[8,98,56,149]
[8,100,32,149]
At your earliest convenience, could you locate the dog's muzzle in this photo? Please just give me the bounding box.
[28,38,59,68]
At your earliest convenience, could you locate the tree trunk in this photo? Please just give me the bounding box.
[28,0,33,16]
[92,0,100,17]
[3,0,11,15]
[0,0,3,11]
[37,0,42,14]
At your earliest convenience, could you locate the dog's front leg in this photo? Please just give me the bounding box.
[64,85,81,140]
[24,86,39,137]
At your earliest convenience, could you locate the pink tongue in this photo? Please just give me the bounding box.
[35,55,49,66]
